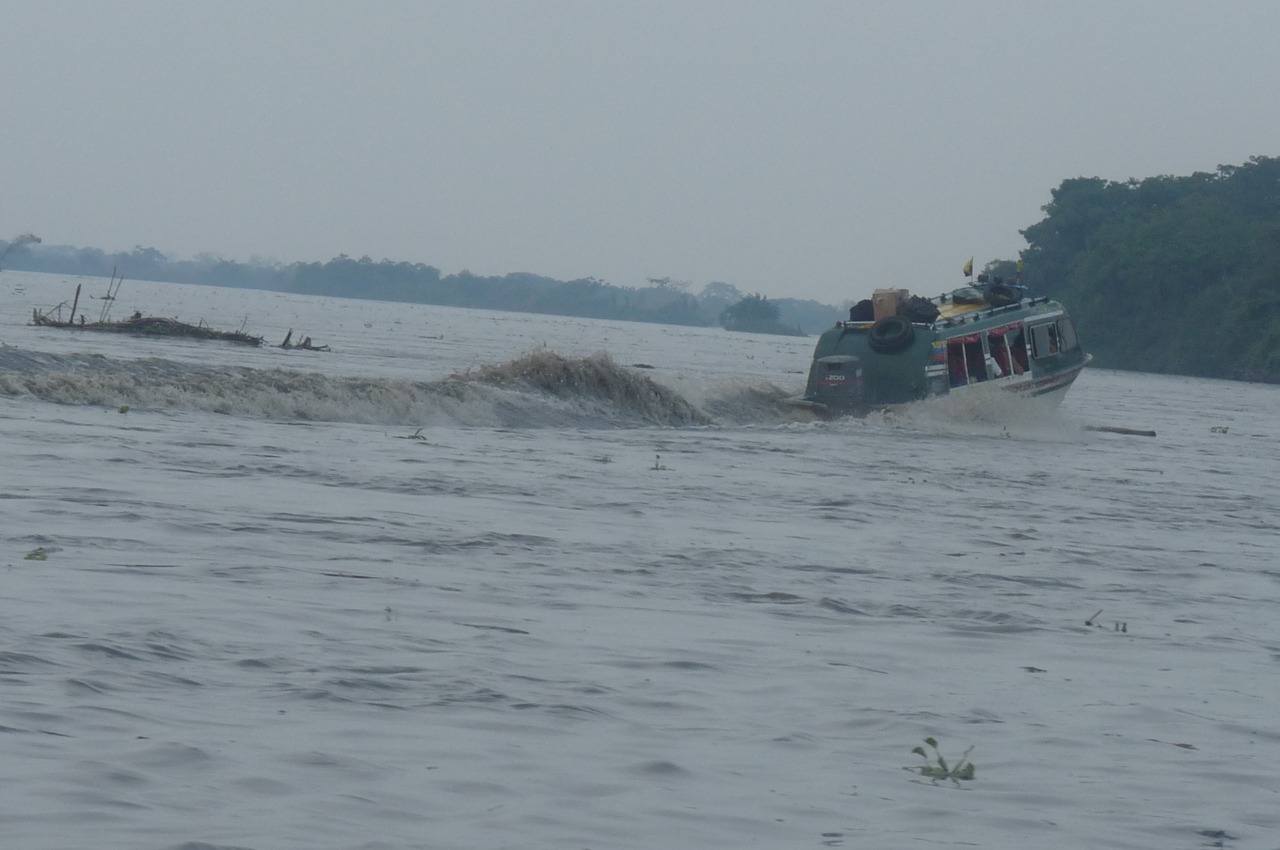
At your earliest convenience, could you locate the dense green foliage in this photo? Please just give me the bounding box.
[1018,155,1280,382]
[719,294,805,335]
[2,243,843,336]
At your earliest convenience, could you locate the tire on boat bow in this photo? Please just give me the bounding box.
[867,315,915,353]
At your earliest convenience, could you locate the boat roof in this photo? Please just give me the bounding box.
[838,290,1060,335]
[931,293,1058,331]
[935,298,986,321]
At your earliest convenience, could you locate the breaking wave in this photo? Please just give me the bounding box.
[457,350,710,426]
[0,347,799,429]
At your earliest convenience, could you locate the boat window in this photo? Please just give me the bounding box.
[1029,323,1060,359]
[987,333,1012,378]
[964,339,987,382]
[1007,329,1028,374]
[1057,317,1079,351]
[947,342,968,387]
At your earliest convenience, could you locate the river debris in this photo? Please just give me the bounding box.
[30,281,265,347]
[279,328,330,352]
[907,737,975,787]
[1084,424,1157,437]
[32,304,265,346]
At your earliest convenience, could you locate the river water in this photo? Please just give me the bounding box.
[2,271,1278,850]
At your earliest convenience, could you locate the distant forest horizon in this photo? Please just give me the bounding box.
[4,154,1279,382]
[0,237,844,336]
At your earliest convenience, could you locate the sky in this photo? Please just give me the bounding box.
[3,1,1279,306]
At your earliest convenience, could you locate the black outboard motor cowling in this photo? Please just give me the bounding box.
[812,354,863,414]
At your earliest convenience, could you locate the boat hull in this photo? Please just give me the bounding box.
[1004,355,1091,402]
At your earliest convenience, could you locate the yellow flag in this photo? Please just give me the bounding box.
[1016,259,1024,274]
[963,257,973,277]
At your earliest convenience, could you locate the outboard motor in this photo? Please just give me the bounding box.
[811,354,863,414]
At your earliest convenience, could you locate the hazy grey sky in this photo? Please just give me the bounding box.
[4,1,1278,304]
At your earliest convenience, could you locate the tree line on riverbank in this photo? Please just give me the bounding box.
[0,243,841,335]
[5,154,1279,380]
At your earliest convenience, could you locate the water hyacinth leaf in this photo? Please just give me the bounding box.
[909,738,975,786]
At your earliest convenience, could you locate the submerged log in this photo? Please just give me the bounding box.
[1084,424,1157,437]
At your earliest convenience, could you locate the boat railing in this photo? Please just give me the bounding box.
[934,295,1051,330]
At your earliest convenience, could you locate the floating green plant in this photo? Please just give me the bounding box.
[909,737,975,786]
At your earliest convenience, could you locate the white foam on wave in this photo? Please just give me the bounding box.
[0,346,803,429]
[868,381,1089,443]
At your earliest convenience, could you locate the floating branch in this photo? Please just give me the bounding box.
[31,309,265,346]
[98,268,124,322]
[279,328,330,351]
[29,283,265,346]
[1084,424,1157,437]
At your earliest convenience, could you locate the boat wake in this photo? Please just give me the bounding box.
[0,347,802,429]
[866,383,1088,441]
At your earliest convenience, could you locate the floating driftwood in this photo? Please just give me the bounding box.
[279,328,330,352]
[31,282,264,346]
[32,307,266,346]
[29,278,267,347]
[1084,424,1157,437]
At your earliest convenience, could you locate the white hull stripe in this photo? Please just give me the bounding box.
[1005,361,1088,396]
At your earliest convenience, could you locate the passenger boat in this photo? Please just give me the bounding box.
[794,278,1091,417]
